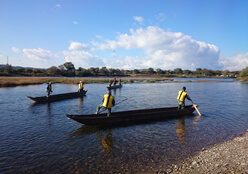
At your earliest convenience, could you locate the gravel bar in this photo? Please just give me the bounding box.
[160,130,248,174]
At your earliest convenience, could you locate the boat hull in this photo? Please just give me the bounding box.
[66,105,195,125]
[107,84,122,89]
[27,90,87,103]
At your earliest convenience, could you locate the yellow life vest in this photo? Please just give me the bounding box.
[79,83,83,89]
[102,94,114,108]
[177,90,187,102]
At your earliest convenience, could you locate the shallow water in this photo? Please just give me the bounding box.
[0,79,248,173]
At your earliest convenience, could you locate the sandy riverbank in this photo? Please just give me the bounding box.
[160,130,248,174]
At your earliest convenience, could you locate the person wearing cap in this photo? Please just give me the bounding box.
[95,90,115,117]
[46,82,53,97]
[78,81,84,92]
[177,86,192,110]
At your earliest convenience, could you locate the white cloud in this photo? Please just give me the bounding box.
[156,13,166,22]
[133,16,144,24]
[63,42,104,68]
[11,47,20,53]
[23,48,51,61]
[91,26,221,70]
[56,4,61,8]
[73,21,78,24]
[219,53,248,71]
[68,41,88,51]
[62,50,104,68]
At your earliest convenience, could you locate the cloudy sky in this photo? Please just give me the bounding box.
[0,0,247,71]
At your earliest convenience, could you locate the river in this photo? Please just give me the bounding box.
[0,78,247,173]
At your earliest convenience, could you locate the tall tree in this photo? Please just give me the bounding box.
[63,62,75,71]
[174,68,183,74]
[100,66,109,76]
[63,62,75,76]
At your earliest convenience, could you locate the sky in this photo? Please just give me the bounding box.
[0,0,247,71]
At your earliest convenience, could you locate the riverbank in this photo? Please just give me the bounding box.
[236,76,248,82]
[0,77,173,87]
[161,130,248,174]
[0,76,235,87]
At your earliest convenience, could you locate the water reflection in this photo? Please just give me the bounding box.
[109,88,122,96]
[72,125,101,135]
[176,117,186,141]
[72,125,114,153]
[78,97,84,105]
[46,103,51,114]
[96,130,113,153]
[193,115,202,124]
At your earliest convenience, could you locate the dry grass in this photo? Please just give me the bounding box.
[0,77,174,87]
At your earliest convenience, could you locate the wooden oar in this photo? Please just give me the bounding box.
[192,102,201,116]
[99,96,132,113]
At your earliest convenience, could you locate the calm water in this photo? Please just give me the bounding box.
[0,79,248,173]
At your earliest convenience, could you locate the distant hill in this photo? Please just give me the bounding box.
[0,64,44,70]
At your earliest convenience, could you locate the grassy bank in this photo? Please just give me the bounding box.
[236,77,248,82]
[0,77,173,87]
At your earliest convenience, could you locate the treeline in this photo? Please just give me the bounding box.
[0,62,240,78]
[236,66,248,82]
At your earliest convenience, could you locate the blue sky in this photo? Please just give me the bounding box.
[0,0,247,71]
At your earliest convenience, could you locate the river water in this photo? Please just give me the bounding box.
[0,78,248,173]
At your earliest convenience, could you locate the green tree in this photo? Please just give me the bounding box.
[133,69,140,74]
[89,67,99,76]
[240,67,248,77]
[147,68,155,74]
[183,69,192,75]
[100,66,109,76]
[63,62,75,71]
[46,66,60,76]
[174,68,183,74]
[63,62,75,76]
[109,68,116,76]
[24,68,32,74]
[156,68,163,75]
[4,64,12,74]
[195,68,202,75]
[14,68,24,74]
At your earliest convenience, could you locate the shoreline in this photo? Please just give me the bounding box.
[0,76,235,87]
[162,130,248,174]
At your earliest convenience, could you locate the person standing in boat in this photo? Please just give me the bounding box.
[108,79,112,87]
[46,82,53,97]
[113,78,117,86]
[95,90,115,117]
[177,86,192,110]
[78,81,84,92]
[119,79,122,85]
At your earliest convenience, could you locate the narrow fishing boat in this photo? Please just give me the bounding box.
[66,105,196,125]
[107,84,122,89]
[27,90,87,103]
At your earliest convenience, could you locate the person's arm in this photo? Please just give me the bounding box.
[186,94,192,101]
[112,98,115,106]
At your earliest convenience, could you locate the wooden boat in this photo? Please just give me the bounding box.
[107,84,122,89]
[27,90,87,103]
[66,105,195,125]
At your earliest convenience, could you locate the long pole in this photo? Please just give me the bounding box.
[192,102,201,116]
[115,96,132,105]
[99,96,132,113]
